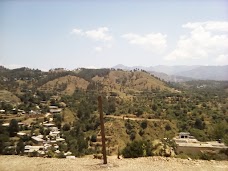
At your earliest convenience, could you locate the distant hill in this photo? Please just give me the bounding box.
[113,64,228,81]
[149,71,194,82]
[91,70,172,94]
[175,66,228,81]
[0,67,173,100]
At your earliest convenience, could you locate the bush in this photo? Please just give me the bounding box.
[140,120,147,129]
[165,124,171,131]
[62,123,71,131]
[56,152,66,158]
[122,140,152,158]
[90,134,97,142]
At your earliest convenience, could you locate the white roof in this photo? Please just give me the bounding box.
[32,136,44,142]
[2,123,9,126]
[43,123,55,127]
[49,106,58,109]
[17,132,26,136]
[56,138,65,142]
[50,109,62,113]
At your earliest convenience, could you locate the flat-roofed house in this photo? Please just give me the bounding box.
[31,136,44,145]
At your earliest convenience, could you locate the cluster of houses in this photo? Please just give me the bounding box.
[1,104,75,158]
[23,122,66,157]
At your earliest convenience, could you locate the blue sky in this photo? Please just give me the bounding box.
[0,0,228,70]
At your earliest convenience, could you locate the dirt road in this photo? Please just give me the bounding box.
[0,155,227,171]
[105,115,167,122]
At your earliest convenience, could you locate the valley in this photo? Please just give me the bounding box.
[0,66,228,161]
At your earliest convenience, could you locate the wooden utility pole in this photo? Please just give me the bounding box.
[98,96,107,164]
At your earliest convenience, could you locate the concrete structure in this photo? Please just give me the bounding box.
[173,132,228,155]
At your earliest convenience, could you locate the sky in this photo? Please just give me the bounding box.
[0,0,228,70]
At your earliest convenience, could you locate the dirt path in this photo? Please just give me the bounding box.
[0,155,227,171]
[105,115,167,122]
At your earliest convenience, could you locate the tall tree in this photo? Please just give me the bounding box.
[9,119,19,137]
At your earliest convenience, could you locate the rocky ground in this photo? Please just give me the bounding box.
[0,155,227,171]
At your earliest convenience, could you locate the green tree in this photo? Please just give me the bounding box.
[9,119,19,136]
[194,118,205,130]
[211,121,227,140]
[16,139,25,155]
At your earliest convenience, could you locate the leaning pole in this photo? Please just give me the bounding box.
[98,96,107,164]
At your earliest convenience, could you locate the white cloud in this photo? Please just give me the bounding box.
[183,21,228,32]
[2,64,24,69]
[71,27,112,41]
[94,46,103,52]
[122,33,167,53]
[165,21,228,61]
[215,54,228,65]
[71,27,113,52]
[85,27,112,41]
[71,28,83,35]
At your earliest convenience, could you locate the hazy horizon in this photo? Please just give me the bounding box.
[1,0,228,70]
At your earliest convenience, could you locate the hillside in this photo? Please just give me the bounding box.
[39,75,89,95]
[92,70,172,95]
[37,69,172,97]
[0,66,228,161]
[0,90,21,104]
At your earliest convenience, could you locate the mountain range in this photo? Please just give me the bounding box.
[113,64,228,81]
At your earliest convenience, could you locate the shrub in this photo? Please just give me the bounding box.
[122,140,152,158]
[90,134,97,142]
[165,124,171,131]
[62,123,71,131]
[140,120,147,129]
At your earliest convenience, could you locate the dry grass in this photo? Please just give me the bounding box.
[39,75,89,95]
[0,90,21,104]
[62,108,75,124]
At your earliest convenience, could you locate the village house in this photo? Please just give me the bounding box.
[43,123,55,127]
[17,132,27,138]
[49,106,62,114]
[0,109,6,114]
[31,135,44,145]
[24,145,45,157]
